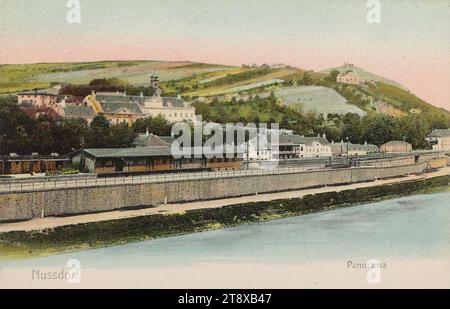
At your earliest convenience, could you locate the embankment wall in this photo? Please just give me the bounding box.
[0,163,430,222]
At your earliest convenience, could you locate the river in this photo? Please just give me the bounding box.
[1,191,449,288]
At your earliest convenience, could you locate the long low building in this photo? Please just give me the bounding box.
[330,141,379,157]
[0,154,69,175]
[72,145,244,175]
[380,141,412,154]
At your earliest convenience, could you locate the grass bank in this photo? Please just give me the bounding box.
[0,175,449,261]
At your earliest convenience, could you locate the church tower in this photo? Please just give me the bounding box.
[150,74,162,97]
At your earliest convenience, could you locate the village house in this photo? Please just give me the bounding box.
[425,129,450,152]
[81,74,196,125]
[336,70,365,85]
[57,99,97,124]
[380,141,412,154]
[330,141,379,157]
[17,90,58,109]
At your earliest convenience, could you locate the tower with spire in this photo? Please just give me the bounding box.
[150,73,162,97]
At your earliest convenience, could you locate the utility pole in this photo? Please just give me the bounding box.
[346,136,349,165]
[403,135,407,156]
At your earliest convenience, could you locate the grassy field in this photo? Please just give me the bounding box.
[0,60,234,94]
[273,85,367,116]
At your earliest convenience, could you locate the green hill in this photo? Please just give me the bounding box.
[1,60,448,121]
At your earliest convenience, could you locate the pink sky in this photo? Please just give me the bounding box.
[0,0,448,110]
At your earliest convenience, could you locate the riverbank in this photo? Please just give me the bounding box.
[2,166,450,233]
[0,170,449,261]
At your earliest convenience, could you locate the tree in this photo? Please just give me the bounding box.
[133,115,172,136]
[397,114,429,149]
[0,96,35,155]
[341,113,363,143]
[85,115,111,148]
[325,70,340,82]
[301,72,312,85]
[110,123,136,148]
[32,116,54,154]
[52,118,88,153]
[362,114,400,146]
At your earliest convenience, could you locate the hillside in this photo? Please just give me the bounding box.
[0,60,234,94]
[269,86,366,117]
[1,60,448,121]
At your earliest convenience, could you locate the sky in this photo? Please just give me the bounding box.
[0,0,449,109]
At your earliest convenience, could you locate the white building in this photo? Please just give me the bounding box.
[82,74,196,125]
[425,129,450,152]
[241,127,294,161]
[277,134,332,159]
[245,134,273,161]
[330,141,379,157]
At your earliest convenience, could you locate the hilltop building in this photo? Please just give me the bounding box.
[81,74,196,125]
[425,129,450,152]
[336,70,365,85]
[380,141,412,154]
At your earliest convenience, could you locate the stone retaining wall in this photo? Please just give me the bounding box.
[0,163,429,222]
